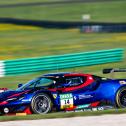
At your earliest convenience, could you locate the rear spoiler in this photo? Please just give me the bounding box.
[103,68,126,74]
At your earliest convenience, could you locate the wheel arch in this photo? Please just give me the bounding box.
[97,80,123,104]
[31,90,56,107]
[115,85,126,107]
[30,91,56,114]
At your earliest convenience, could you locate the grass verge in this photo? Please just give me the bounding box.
[0,1,125,22]
[0,26,126,60]
[1,108,126,121]
[0,0,60,5]
[0,0,125,94]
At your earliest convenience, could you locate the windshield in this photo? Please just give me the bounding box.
[17,77,54,90]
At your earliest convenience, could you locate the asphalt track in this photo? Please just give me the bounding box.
[0,0,124,8]
[1,114,126,126]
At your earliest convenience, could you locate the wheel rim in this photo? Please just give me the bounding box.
[34,95,50,114]
[120,92,126,107]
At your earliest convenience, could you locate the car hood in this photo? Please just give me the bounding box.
[0,89,29,102]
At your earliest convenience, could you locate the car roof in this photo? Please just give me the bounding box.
[42,72,92,79]
[43,72,72,78]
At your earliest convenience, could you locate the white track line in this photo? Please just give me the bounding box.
[1,114,126,126]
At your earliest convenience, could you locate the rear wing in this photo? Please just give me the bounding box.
[103,68,126,79]
[103,68,126,74]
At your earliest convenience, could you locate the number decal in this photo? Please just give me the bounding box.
[60,93,73,109]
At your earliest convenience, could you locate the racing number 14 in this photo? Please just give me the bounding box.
[60,93,73,109]
[64,99,70,104]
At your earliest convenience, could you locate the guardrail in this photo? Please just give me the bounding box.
[0,48,124,77]
[0,18,126,32]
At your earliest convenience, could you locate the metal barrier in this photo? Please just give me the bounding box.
[0,48,124,77]
[0,18,126,32]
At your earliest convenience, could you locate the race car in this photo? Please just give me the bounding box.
[0,68,126,115]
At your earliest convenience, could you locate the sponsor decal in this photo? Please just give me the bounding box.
[76,104,90,109]
[21,99,31,102]
[92,108,98,111]
[53,94,57,99]
[74,96,77,100]
[7,98,17,101]
[119,80,126,85]
[4,108,9,113]
[65,106,113,113]
[60,93,73,99]
[60,93,73,109]
[79,94,93,99]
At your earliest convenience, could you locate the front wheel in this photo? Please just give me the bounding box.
[31,93,52,114]
[115,87,126,108]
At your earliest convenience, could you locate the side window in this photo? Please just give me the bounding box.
[35,78,54,87]
[65,76,86,87]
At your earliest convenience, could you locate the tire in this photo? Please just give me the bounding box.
[116,87,126,108]
[31,93,52,114]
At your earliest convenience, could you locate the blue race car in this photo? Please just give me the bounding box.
[0,68,126,115]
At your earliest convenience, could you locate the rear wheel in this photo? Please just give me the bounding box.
[116,87,126,108]
[31,93,52,114]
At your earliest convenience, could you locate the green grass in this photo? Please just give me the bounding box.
[0,27,126,60]
[0,1,125,90]
[0,1,125,22]
[0,0,125,120]
[0,26,126,89]
[0,108,126,121]
[0,0,60,5]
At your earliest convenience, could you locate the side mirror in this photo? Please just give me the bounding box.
[18,83,23,88]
